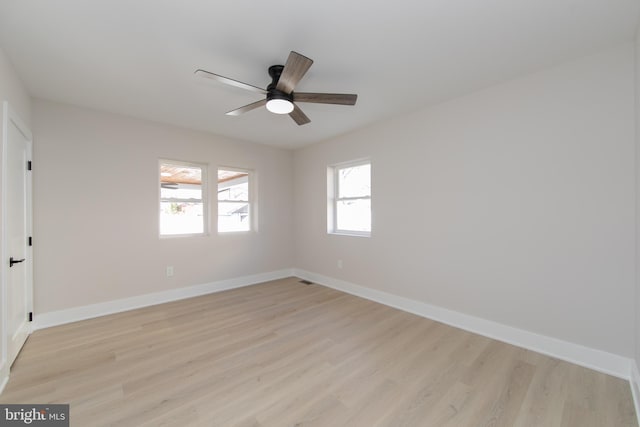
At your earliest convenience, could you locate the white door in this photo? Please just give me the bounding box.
[3,102,32,367]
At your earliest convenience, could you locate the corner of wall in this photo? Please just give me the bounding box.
[634,18,640,425]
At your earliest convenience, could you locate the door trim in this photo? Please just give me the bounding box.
[1,101,33,391]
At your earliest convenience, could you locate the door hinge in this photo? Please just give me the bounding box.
[27,160,32,171]
[28,312,33,322]
[28,236,32,247]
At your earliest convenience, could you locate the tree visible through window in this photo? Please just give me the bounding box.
[160,160,207,236]
[329,160,371,236]
[218,168,252,232]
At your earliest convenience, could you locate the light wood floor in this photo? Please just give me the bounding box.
[1,277,636,426]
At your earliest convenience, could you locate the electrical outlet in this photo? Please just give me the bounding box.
[166,266,174,277]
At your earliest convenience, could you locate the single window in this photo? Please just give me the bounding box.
[160,160,207,236]
[328,160,371,236]
[218,168,252,232]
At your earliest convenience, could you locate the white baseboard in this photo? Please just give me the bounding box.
[32,266,633,381]
[294,269,632,380]
[0,375,8,396]
[34,269,295,330]
[631,361,640,425]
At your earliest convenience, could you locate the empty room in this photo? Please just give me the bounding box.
[1,0,640,426]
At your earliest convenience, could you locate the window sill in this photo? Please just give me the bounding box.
[160,233,208,239]
[328,230,371,238]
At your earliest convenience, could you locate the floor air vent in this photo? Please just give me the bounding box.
[299,279,313,285]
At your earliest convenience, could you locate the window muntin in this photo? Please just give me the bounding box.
[330,160,371,236]
[218,168,252,232]
[160,160,207,236]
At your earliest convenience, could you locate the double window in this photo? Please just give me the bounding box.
[328,159,371,236]
[159,162,254,235]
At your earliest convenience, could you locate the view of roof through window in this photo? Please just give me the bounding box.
[161,163,202,186]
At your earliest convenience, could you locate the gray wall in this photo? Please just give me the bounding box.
[32,100,294,313]
[294,43,636,357]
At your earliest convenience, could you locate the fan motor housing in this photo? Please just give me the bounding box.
[266,89,292,103]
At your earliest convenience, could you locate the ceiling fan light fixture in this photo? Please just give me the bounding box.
[266,98,294,114]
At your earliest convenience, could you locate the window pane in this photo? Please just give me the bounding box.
[160,161,206,236]
[338,164,370,198]
[336,198,371,232]
[160,202,204,235]
[218,168,251,232]
[218,202,250,232]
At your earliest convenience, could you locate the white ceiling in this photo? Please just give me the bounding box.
[0,1,638,149]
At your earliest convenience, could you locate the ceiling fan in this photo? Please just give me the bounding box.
[195,51,357,125]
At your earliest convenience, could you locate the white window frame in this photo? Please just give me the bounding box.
[217,166,256,233]
[328,158,371,237]
[159,159,208,237]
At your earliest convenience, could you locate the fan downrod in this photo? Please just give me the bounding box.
[267,65,292,103]
[267,65,285,88]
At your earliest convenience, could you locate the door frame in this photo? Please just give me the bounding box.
[0,101,33,390]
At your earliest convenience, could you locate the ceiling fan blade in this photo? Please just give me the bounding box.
[276,51,313,94]
[289,104,311,125]
[226,99,267,116]
[293,92,358,105]
[195,69,267,95]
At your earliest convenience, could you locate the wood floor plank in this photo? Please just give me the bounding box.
[512,357,569,427]
[0,277,635,426]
